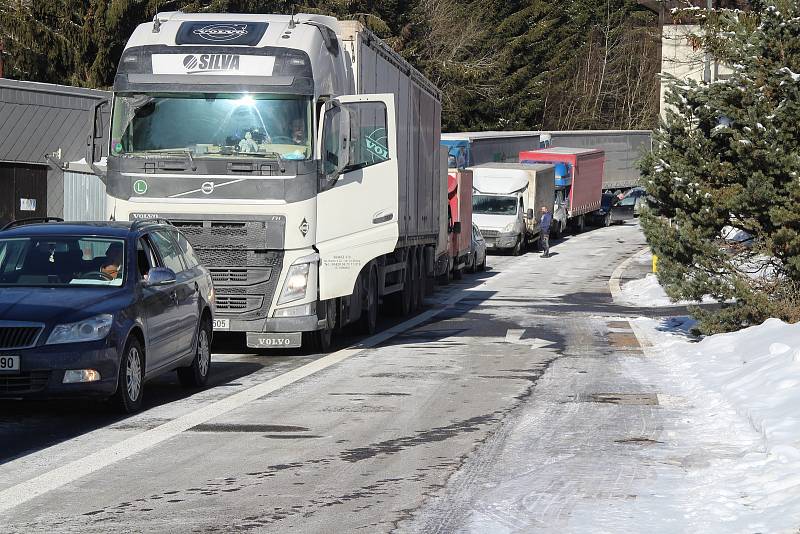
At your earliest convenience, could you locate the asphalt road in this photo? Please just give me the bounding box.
[1,221,650,533]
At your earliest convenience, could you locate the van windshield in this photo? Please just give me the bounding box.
[110,93,312,161]
[472,195,518,215]
[0,237,126,287]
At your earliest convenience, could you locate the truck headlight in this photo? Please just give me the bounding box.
[278,263,312,305]
[46,314,113,345]
[502,222,516,233]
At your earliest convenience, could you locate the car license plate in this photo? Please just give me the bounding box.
[246,332,302,349]
[0,355,20,373]
[213,318,230,331]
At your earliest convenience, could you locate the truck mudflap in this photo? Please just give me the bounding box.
[246,332,302,349]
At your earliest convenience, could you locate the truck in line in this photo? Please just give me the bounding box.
[89,12,443,351]
[442,130,650,191]
[441,131,541,168]
[519,148,604,238]
[471,163,555,255]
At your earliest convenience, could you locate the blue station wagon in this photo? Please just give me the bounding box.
[0,218,215,413]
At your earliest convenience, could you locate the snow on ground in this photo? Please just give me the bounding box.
[626,316,800,533]
[619,252,718,307]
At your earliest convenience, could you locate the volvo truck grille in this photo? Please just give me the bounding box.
[173,218,285,321]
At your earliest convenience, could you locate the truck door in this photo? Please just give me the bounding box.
[316,94,399,300]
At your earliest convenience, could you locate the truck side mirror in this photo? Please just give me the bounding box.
[452,221,462,234]
[86,99,109,181]
[320,102,351,184]
[526,209,534,219]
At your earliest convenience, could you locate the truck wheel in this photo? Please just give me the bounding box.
[416,257,426,308]
[303,300,335,353]
[357,268,378,335]
[387,256,414,315]
[410,254,422,311]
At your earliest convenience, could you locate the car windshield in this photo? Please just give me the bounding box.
[473,195,518,215]
[0,236,126,287]
[618,195,637,206]
[110,92,312,161]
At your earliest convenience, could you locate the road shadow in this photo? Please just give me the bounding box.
[0,359,264,466]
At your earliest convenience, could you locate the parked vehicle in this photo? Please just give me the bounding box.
[471,163,555,255]
[609,192,639,223]
[587,192,617,227]
[466,223,487,273]
[624,187,648,216]
[91,13,443,351]
[441,132,541,168]
[0,218,215,413]
[519,148,605,237]
[446,169,473,279]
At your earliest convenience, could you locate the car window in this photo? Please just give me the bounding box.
[149,230,185,274]
[619,196,637,206]
[137,237,159,279]
[173,231,200,269]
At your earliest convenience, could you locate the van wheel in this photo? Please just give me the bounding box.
[512,238,522,256]
[357,268,378,335]
[178,318,212,388]
[113,336,144,414]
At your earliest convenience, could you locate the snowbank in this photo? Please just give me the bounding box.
[619,273,676,306]
[630,317,800,531]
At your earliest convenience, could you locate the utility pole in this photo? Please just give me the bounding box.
[703,0,713,83]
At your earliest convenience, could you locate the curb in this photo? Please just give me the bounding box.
[608,246,650,303]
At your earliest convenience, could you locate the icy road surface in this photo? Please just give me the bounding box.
[5,221,773,533]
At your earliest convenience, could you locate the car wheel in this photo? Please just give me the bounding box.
[178,317,212,388]
[480,255,487,271]
[113,336,144,414]
[357,267,378,335]
[604,212,611,227]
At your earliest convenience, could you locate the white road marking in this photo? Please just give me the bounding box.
[504,328,555,349]
[0,258,526,515]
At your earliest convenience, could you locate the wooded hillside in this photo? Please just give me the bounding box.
[0,0,660,131]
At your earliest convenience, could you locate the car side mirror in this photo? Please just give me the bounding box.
[145,267,176,286]
[526,209,534,219]
[452,221,462,234]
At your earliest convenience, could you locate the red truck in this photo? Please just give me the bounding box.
[519,147,604,237]
[447,169,472,279]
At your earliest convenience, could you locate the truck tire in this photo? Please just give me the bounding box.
[357,267,378,335]
[410,253,421,311]
[303,300,335,353]
[387,256,414,315]
[416,254,426,308]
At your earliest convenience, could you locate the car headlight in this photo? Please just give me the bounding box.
[502,222,516,233]
[278,263,312,305]
[46,314,113,345]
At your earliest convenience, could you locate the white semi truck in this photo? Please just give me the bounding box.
[471,163,555,255]
[88,12,443,350]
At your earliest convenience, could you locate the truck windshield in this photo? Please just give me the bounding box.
[472,195,518,215]
[110,93,312,160]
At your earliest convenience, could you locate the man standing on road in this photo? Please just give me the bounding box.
[539,206,552,258]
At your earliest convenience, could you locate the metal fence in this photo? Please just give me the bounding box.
[63,171,106,221]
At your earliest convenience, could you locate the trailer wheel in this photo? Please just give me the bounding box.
[357,267,378,335]
[416,253,426,308]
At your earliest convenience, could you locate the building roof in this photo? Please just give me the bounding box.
[0,79,110,166]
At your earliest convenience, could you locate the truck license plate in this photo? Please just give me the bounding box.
[246,332,302,349]
[0,355,20,373]
[213,318,230,331]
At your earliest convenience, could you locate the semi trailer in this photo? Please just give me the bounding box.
[440,131,541,168]
[89,12,443,350]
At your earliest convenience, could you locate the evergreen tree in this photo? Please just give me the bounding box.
[640,3,800,333]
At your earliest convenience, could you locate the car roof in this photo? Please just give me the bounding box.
[0,221,170,239]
